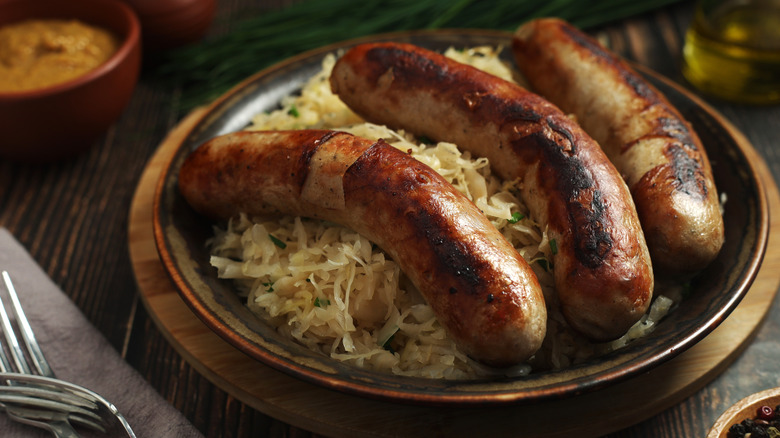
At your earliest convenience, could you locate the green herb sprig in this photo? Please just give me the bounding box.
[153,0,683,111]
[508,212,525,224]
[314,297,331,307]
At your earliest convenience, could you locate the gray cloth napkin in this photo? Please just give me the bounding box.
[0,228,203,437]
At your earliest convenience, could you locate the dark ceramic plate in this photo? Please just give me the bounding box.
[153,30,768,406]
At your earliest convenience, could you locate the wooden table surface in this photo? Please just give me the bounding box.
[2,1,779,437]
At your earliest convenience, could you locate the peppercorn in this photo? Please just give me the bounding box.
[727,403,780,437]
[759,406,775,421]
[728,422,747,437]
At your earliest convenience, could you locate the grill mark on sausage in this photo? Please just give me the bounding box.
[665,143,708,199]
[623,117,708,199]
[657,117,708,198]
[622,73,655,100]
[658,117,693,143]
[573,189,612,268]
[344,140,485,293]
[524,131,613,269]
[344,140,485,292]
[639,114,709,201]
[364,46,448,84]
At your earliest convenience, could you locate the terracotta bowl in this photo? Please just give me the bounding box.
[708,388,780,437]
[125,0,216,51]
[0,0,141,162]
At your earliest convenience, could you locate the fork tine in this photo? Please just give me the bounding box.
[0,298,12,374]
[0,393,104,424]
[0,402,107,433]
[0,372,137,436]
[0,384,98,410]
[1,271,54,377]
[0,374,109,433]
[0,293,29,375]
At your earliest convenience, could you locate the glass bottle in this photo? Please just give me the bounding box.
[681,0,780,104]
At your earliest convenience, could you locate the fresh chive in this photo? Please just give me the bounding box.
[152,0,685,112]
[508,212,524,224]
[382,334,396,353]
[268,234,287,249]
[549,238,558,255]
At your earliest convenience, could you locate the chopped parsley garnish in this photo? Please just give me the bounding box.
[508,212,525,224]
[262,282,274,292]
[287,105,300,118]
[536,259,551,271]
[314,297,331,308]
[268,234,287,249]
[417,135,433,144]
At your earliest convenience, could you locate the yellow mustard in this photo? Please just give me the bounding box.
[0,19,119,93]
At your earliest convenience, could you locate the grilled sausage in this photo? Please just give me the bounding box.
[178,129,547,367]
[512,18,724,275]
[330,42,653,341]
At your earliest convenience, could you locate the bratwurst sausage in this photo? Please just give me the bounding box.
[330,42,653,341]
[178,129,547,367]
[512,18,724,275]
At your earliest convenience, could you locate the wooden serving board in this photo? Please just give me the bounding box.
[128,108,780,438]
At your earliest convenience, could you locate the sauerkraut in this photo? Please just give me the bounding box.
[207,46,676,379]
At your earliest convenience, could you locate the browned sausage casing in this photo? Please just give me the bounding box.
[512,18,725,275]
[178,129,547,367]
[329,42,653,341]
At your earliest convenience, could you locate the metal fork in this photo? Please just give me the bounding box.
[0,271,135,437]
[0,372,136,437]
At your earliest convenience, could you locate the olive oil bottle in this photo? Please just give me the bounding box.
[682,0,780,104]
